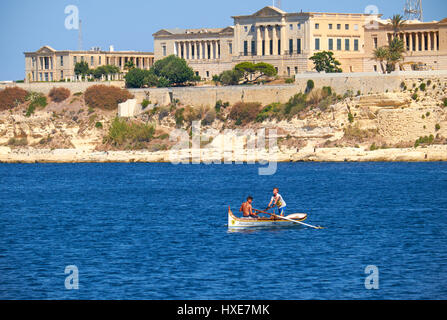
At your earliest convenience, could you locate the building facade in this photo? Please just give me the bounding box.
[153,6,447,79]
[24,46,154,82]
[364,18,447,72]
[154,6,374,78]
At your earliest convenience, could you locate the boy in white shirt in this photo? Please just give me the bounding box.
[267,188,287,217]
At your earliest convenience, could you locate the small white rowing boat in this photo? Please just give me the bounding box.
[228,207,308,229]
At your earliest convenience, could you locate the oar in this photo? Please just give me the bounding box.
[254,209,324,230]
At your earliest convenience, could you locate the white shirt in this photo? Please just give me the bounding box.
[271,193,286,208]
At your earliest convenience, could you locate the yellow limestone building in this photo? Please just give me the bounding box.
[153,6,375,79]
[24,46,154,82]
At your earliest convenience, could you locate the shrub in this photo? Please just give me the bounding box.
[105,117,155,148]
[218,69,242,86]
[411,93,418,101]
[427,80,432,86]
[175,108,185,127]
[419,83,426,91]
[49,87,70,102]
[141,99,150,109]
[285,78,295,84]
[95,121,103,129]
[443,98,447,107]
[0,87,28,110]
[229,102,262,125]
[7,137,28,146]
[85,85,133,110]
[202,110,216,126]
[414,135,435,148]
[256,103,281,122]
[348,112,354,123]
[25,92,47,116]
[370,143,379,151]
[284,93,307,116]
[435,124,441,131]
[215,100,230,112]
[306,79,315,92]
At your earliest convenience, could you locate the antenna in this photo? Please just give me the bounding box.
[404,0,423,21]
[274,0,281,9]
[78,19,83,51]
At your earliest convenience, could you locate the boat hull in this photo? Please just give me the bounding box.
[228,207,307,229]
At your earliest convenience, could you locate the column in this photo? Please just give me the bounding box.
[265,26,270,55]
[256,26,262,56]
[435,32,439,50]
[280,23,286,55]
[408,33,413,52]
[415,33,419,51]
[198,42,202,60]
[272,26,278,56]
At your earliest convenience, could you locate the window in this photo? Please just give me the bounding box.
[251,41,256,55]
[294,67,298,74]
[315,23,319,30]
[345,39,350,51]
[206,71,209,78]
[354,24,359,31]
[337,39,342,50]
[354,39,359,51]
[329,24,333,30]
[81,56,84,62]
[269,40,273,55]
[244,26,248,32]
[32,57,36,67]
[337,24,341,30]
[229,42,233,54]
[39,73,42,81]
[345,24,349,30]
[251,26,255,32]
[99,56,102,65]
[61,71,64,79]
[162,45,167,57]
[315,38,320,50]
[328,38,334,50]
[44,72,49,82]
[373,37,378,49]
[289,39,294,54]
[287,67,291,76]
[73,56,77,64]
[297,23,301,30]
[278,39,281,55]
[50,73,53,81]
[373,65,377,72]
[297,38,302,54]
[244,41,248,56]
[290,24,293,30]
[262,40,265,56]
[60,56,64,67]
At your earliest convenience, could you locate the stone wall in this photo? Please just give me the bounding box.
[2,71,447,109]
[0,81,125,94]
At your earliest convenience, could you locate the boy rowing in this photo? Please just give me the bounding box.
[267,188,287,217]
[239,196,259,219]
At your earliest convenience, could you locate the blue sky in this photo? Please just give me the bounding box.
[0,0,446,80]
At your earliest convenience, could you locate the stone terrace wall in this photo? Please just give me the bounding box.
[0,81,125,94]
[2,71,446,108]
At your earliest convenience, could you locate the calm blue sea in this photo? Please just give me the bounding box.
[0,162,446,300]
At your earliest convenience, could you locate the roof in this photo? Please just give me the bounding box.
[24,46,153,55]
[153,26,234,37]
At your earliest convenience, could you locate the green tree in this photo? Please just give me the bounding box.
[234,62,277,83]
[124,68,147,88]
[391,14,405,37]
[373,47,388,74]
[152,55,195,85]
[218,69,243,86]
[309,51,342,73]
[74,61,90,76]
[124,60,135,71]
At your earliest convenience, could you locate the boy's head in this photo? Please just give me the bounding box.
[273,188,279,195]
[247,196,253,204]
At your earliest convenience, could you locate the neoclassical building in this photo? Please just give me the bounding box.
[153,6,447,79]
[154,6,375,78]
[364,18,447,71]
[24,46,154,82]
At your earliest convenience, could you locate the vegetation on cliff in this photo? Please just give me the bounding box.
[85,85,133,110]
